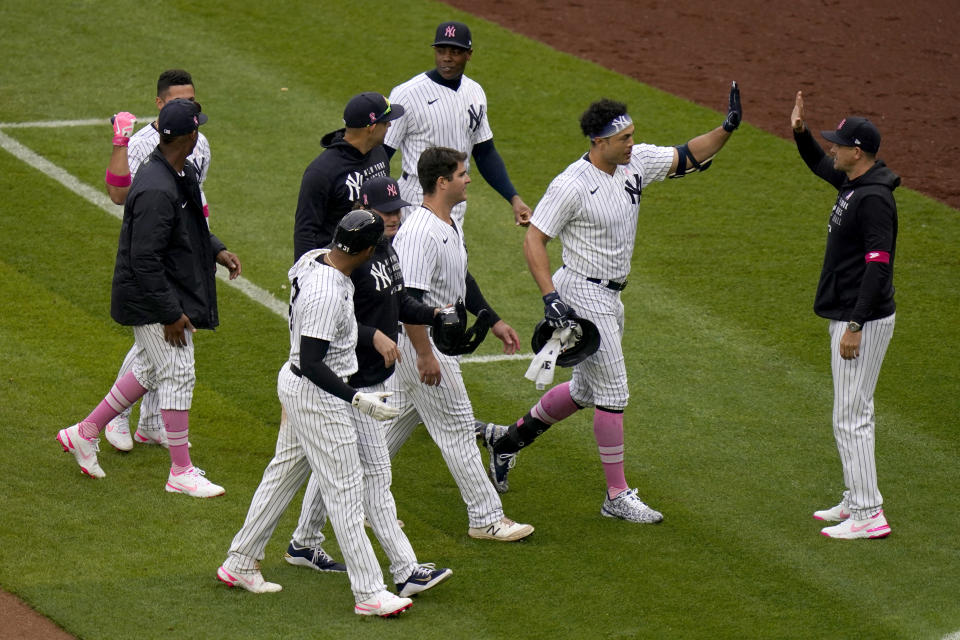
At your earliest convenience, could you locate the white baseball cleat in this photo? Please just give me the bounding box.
[216,565,282,593]
[133,426,168,447]
[354,591,413,617]
[56,424,105,479]
[105,414,133,452]
[165,466,224,498]
[813,500,851,522]
[467,517,534,542]
[601,488,664,524]
[820,510,890,539]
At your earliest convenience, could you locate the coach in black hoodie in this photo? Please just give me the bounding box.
[790,91,899,540]
[293,92,405,261]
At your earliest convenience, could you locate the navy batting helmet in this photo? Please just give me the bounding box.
[530,317,601,366]
[334,209,383,254]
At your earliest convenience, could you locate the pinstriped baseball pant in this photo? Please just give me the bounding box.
[130,324,195,410]
[829,313,895,520]
[292,381,418,583]
[224,365,386,602]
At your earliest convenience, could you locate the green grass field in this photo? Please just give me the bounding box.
[2,1,958,639]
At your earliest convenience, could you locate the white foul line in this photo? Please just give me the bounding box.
[0,124,529,364]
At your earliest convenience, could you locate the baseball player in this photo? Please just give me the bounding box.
[791,92,898,540]
[56,99,241,498]
[103,69,213,451]
[384,21,532,228]
[218,211,415,617]
[479,85,742,523]
[384,146,534,542]
[286,176,453,597]
[293,91,404,261]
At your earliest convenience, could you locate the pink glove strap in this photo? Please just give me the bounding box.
[112,135,130,147]
[105,169,132,187]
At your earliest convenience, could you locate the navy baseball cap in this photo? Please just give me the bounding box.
[433,21,472,49]
[158,98,207,136]
[821,116,881,154]
[343,92,405,128]
[360,176,411,212]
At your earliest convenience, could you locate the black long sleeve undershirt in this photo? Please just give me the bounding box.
[300,335,355,402]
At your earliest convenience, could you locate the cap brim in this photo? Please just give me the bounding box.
[379,198,411,212]
[379,103,405,122]
[820,130,851,146]
[433,40,470,49]
[196,112,208,126]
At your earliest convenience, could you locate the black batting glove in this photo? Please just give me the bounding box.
[543,291,575,328]
[722,81,742,132]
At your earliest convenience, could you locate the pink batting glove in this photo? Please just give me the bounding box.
[111,111,136,146]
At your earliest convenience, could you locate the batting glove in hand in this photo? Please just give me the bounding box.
[111,111,137,147]
[722,81,741,132]
[352,391,400,421]
[543,291,575,328]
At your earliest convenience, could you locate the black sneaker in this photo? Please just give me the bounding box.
[396,564,453,597]
[482,423,515,494]
[283,542,347,572]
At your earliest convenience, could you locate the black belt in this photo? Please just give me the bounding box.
[586,277,627,291]
[290,363,302,377]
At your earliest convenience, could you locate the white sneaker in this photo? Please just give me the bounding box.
[217,565,282,593]
[467,517,534,542]
[354,591,413,617]
[820,510,891,539]
[601,488,664,524]
[105,413,133,452]
[56,424,105,478]
[133,426,168,448]
[813,499,851,522]
[165,467,224,498]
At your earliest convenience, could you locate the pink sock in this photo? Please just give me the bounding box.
[531,382,580,424]
[78,372,148,439]
[593,409,628,497]
[161,409,192,470]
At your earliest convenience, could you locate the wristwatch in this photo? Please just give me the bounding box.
[847,321,862,333]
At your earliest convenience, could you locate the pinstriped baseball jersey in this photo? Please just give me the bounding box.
[392,206,467,308]
[128,123,211,207]
[286,249,358,379]
[533,144,674,281]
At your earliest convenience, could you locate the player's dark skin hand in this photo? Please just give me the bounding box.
[164,313,196,347]
[217,249,242,279]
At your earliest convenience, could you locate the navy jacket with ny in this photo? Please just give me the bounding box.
[794,128,899,324]
[111,147,226,329]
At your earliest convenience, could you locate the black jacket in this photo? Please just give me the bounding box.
[794,129,899,323]
[111,147,226,329]
[293,130,390,261]
[349,238,435,388]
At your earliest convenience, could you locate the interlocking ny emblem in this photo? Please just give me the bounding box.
[468,104,485,132]
[387,183,398,197]
[445,25,456,38]
[624,173,642,204]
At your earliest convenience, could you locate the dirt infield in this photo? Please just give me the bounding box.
[446,0,960,209]
[0,589,74,640]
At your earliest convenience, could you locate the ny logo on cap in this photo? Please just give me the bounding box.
[445,25,456,37]
[362,194,369,205]
[369,112,377,123]
[387,184,398,196]
[837,118,846,130]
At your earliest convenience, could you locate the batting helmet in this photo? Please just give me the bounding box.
[333,209,383,254]
[530,316,601,366]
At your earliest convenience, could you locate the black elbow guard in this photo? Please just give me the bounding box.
[669,143,713,178]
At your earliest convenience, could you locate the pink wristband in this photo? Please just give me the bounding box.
[105,169,132,187]
[202,204,210,218]
[112,135,130,147]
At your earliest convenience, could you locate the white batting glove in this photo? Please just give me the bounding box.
[351,391,400,421]
[111,111,137,146]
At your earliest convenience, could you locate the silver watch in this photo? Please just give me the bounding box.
[847,321,862,333]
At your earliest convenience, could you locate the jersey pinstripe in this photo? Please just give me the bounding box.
[128,123,211,209]
[533,144,674,281]
[287,249,358,378]
[392,206,468,308]
[385,73,492,226]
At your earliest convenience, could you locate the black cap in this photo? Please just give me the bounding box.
[334,209,384,254]
[821,116,881,154]
[158,98,207,136]
[360,176,411,212]
[433,21,472,49]
[343,92,405,128]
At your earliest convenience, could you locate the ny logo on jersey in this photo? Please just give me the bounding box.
[370,260,393,291]
[468,104,485,132]
[345,171,364,200]
[624,173,642,204]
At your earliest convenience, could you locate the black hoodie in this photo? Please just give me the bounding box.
[293,129,389,261]
[794,128,899,323]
